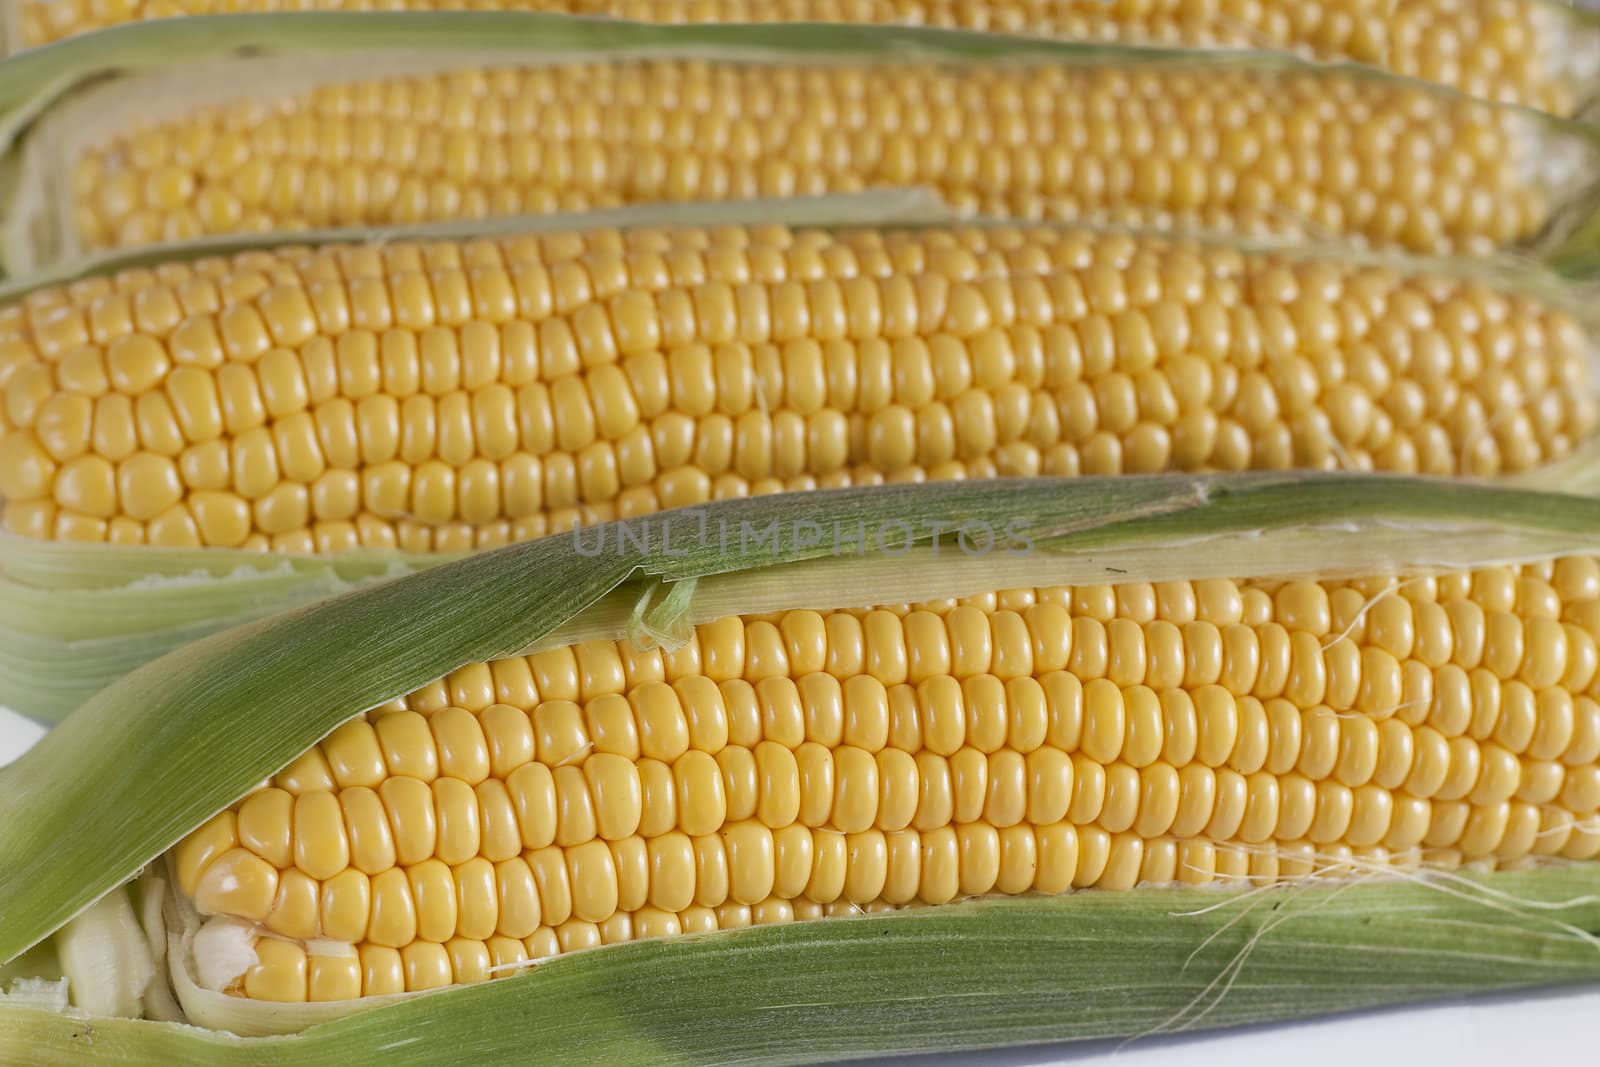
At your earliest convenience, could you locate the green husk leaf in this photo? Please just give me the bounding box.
[0,941,58,988]
[0,540,446,722]
[1540,118,1600,264]
[8,472,1600,965]
[5,865,1600,1064]
[0,559,416,638]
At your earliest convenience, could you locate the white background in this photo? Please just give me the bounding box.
[3,703,1596,1061]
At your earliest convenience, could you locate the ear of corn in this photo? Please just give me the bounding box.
[8,2,1600,119]
[3,474,1600,1056]
[170,556,1600,1007]
[3,203,1600,722]
[1,14,1599,274]
[4,218,1594,551]
[2,203,1600,721]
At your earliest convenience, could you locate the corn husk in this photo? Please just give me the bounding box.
[2,473,1600,1059]
[0,12,1597,277]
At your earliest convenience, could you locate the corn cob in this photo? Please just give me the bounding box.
[4,13,1591,270]
[173,559,1600,1001]
[46,41,1598,263]
[0,221,1593,556]
[12,1,1600,119]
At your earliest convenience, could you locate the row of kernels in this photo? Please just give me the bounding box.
[240,891,787,1003]
[232,802,1594,1003]
[933,580,1264,626]
[414,673,931,766]
[203,816,1016,947]
[1,221,1572,333]
[13,456,997,546]
[75,141,1520,256]
[1312,564,1600,626]
[222,811,1050,1002]
[206,62,1457,148]
[1389,0,1580,117]
[36,241,1562,391]
[1063,610,1586,703]
[17,455,1020,547]
[13,255,1400,407]
[15,398,1472,547]
[0,225,1131,331]
[4,297,1588,539]
[77,161,1343,254]
[1420,666,1600,757]
[935,596,1588,704]
[253,729,1067,876]
[388,573,1600,713]
[652,604,1586,701]
[400,572,1600,698]
[20,318,1246,469]
[186,755,1600,955]
[1063,750,1596,857]
[4,247,1584,446]
[266,721,1600,870]
[242,695,1600,890]
[55,321,537,402]
[224,809,1445,1003]
[19,390,1500,536]
[1057,680,1600,802]
[0,497,543,550]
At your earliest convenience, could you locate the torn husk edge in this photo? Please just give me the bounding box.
[1,11,1599,273]
[4,474,1600,1057]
